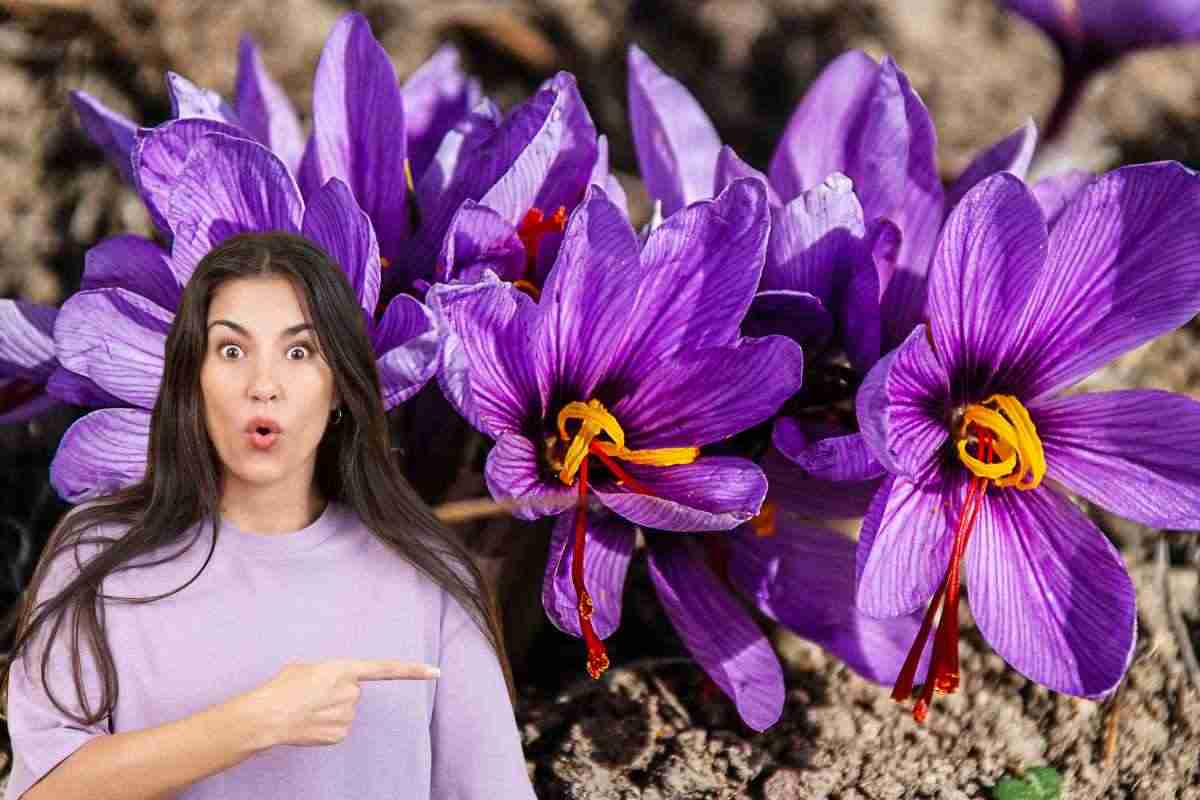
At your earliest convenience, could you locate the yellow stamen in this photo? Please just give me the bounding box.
[956,394,1045,490]
[556,399,699,485]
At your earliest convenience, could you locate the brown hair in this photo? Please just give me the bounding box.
[0,231,512,728]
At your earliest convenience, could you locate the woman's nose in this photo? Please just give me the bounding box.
[249,360,281,401]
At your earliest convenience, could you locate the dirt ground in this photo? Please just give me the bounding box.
[2,1,1200,797]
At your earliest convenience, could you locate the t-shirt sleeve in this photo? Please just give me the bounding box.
[429,593,535,800]
[4,541,112,800]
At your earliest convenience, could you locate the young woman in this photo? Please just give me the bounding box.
[0,233,535,799]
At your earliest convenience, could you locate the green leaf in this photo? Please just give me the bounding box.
[992,767,1062,800]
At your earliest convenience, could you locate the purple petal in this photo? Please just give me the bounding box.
[767,50,882,204]
[594,456,766,532]
[436,201,526,284]
[856,325,949,482]
[728,520,929,686]
[743,290,832,353]
[235,36,305,175]
[856,470,966,618]
[603,179,771,395]
[627,45,722,215]
[306,13,409,264]
[535,186,642,402]
[426,280,544,440]
[54,289,172,410]
[1031,169,1092,228]
[1005,162,1200,399]
[396,86,569,289]
[529,72,599,215]
[483,433,575,521]
[966,485,1136,697]
[762,447,881,520]
[839,219,897,372]
[166,133,304,285]
[927,172,1047,394]
[613,337,804,449]
[44,366,126,409]
[50,408,150,503]
[1033,389,1200,529]
[876,63,945,349]
[401,44,481,182]
[478,73,597,225]
[946,118,1037,211]
[301,177,381,316]
[81,235,180,311]
[371,294,440,410]
[773,423,884,482]
[647,537,784,732]
[133,117,248,235]
[542,510,635,639]
[69,91,137,184]
[714,146,780,205]
[589,135,629,218]
[166,71,239,123]
[0,300,56,379]
[762,173,866,308]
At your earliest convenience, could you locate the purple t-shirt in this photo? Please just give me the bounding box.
[4,500,535,799]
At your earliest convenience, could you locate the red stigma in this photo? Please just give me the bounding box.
[572,454,610,679]
[517,206,567,280]
[891,428,995,723]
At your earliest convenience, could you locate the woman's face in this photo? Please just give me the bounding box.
[200,275,339,495]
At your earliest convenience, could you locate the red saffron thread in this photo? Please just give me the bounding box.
[892,428,995,722]
[572,454,610,679]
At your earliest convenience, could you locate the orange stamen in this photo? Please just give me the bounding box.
[750,501,777,537]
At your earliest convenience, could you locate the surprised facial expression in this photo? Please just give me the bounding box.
[200,275,338,493]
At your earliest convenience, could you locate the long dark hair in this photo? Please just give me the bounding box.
[0,232,512,729]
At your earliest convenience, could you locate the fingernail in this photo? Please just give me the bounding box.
[428,667,442,678]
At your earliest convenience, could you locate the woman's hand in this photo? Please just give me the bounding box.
[241,659,441,748]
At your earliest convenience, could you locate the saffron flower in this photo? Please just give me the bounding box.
[428,179,805,691]
[72,13,480,274]
[1001,0,1200,142]
[398,71,622,299]
[855,163,1200,721]
[48,132,439,502]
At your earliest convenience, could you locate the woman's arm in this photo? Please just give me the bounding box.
[19,688,274,800]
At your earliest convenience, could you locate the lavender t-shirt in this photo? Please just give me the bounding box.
[4,500,535,799]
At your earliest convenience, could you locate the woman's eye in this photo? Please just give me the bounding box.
[220,344,242,359]
[288,344,314,360]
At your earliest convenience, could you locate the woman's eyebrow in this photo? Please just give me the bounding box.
[207,320,314,337]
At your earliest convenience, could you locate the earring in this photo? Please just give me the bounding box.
[331,407,344,425]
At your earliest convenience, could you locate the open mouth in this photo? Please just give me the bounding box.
[247,427,280,449]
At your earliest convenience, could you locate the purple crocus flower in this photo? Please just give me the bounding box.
[396,71,622,301]
[629,45,943,348]
[1002,1,1200,142]
[48,131,439,502]
[72,13,480,272]
[855,162,1200,721]
[428,179,805,690]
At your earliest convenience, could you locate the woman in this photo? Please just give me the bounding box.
[0,233,535,799]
